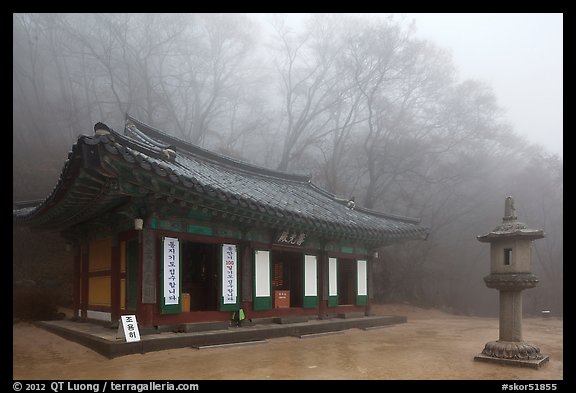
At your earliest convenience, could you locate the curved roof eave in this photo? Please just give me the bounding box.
[14,117,431,244]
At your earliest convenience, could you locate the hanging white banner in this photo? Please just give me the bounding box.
[328,257,338,297]
[163,237,179,305]
[304,255,317,296]
[222,244,237,304]
[255,250,270,297]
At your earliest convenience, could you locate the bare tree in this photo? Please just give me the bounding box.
[13,13,563,317]
[270,14,352,172]
[13,13,77,200]
[52,14,189,125]
[156,13,257,145]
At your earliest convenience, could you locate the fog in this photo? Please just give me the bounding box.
[400,13,563,158]
[13,13,563,317]
[254,13,563,158]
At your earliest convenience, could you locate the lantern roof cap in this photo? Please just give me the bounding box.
[477,196,544,242]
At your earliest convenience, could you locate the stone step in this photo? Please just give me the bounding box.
[192,340,268,349]
[274,315,309,324]
[168,321,230,333]
[362,325,392,331]
[296,331,344,339]
[338,312,365,319]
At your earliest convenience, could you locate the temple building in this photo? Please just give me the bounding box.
[13,115,429,328]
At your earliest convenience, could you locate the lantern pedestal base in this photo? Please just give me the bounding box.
[474,340,549,369]
[474,353,549,368]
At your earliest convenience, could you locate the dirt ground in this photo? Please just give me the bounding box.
[13,304,563,380]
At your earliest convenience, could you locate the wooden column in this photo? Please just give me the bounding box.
[110,236,121,323]
[318,250,328,319]
[81,242,89,320]
[240,240,253,313]
[72,242,81,320]
[366,251,375,316]
[140,229,156,326]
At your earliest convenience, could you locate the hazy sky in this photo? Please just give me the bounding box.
[404,13,563,158]
[252,13,563,157]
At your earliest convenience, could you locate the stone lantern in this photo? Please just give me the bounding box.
[474,196,549,368]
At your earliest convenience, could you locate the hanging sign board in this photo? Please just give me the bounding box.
[274,230,307,247]
[116,315,141,342]
[163,237,180,305]
[222,244,238,304]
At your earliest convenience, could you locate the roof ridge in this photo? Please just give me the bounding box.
[329,192,421,224]
[125,114,312,183]
[125,115,423,225]
[353,205,422,224]
[13,199,44,209]
[15,121,429,242]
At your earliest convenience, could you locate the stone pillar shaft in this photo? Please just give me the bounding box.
[499,290,522,342]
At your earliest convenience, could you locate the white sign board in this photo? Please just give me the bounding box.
[255,250,270,297]
[163,237,180,305]
[328,257,338,296]
[222,244,237,304]
[357,260,367,296]
[117,315,141,342]
[304,255,317,296]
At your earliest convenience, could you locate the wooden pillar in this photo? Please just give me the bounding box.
[318,250,328,319]
[140,229,155,326]
[240,240,253,314]
[110,236,121,323]
[366,251,375,316]
[72,242,81,320]
[81,242,89,320]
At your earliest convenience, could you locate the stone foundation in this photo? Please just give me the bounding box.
[474,340,549,369]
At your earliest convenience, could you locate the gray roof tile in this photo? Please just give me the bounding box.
[14,116,429,244]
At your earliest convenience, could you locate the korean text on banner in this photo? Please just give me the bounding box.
[222,244,237,304]
[163,237,179,305]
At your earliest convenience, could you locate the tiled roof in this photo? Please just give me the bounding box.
[14,115,429,244]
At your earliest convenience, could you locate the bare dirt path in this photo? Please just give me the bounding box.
[13,304,563,380]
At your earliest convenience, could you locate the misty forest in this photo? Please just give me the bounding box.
[13,13,562,318]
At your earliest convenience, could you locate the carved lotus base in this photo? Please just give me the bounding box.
[481,340,543,360]
[484,273,539,290]
[474,340,549,369]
